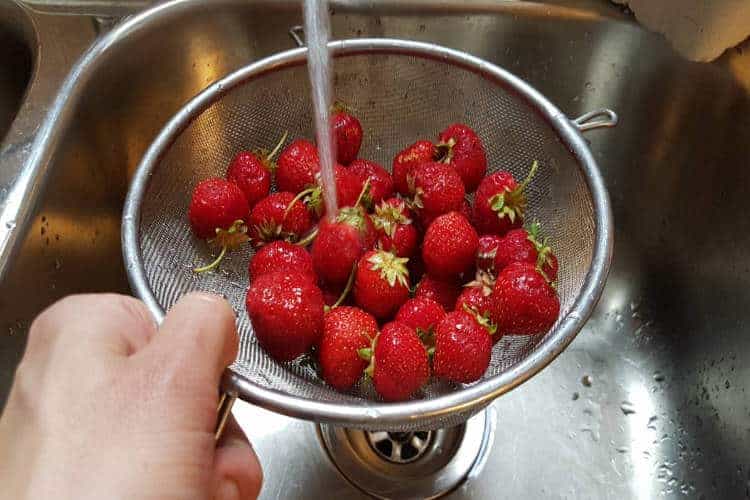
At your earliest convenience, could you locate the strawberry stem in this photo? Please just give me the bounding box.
[284,187,316,219]
[518,160,539,192]
[265,131,289,162]
[329,264,357,310]
[194,245,227,273]
[295,226,319,247]
[353,178,371,209]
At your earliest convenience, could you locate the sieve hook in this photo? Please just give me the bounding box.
[572,108,618,132]
[289,25,305,47]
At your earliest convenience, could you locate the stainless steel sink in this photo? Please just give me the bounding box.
[0,2,34,142]
[1,1,749,498]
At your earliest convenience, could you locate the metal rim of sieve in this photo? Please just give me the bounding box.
[122,38,614,429]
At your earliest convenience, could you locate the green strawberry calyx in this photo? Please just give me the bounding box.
[488,160,538,224]
[367,250,410,288]
[331,100,356,115]
[435,137,457,164]
[253,131,288,172]
[464,270,495,296]
[194,219,248,273]
[527,221,555,283]
[371,200,412,238]
[462,303,498,336]
[358,333,379,378]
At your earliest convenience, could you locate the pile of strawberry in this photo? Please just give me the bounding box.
[188,104,560,401]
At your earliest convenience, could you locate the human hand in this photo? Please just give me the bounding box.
[0,293,262,500]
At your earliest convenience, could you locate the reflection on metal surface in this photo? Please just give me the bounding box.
[1,1,750,498]
[319,409,491,499]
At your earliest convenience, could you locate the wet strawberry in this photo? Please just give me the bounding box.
[249,240,315,283]
[435,123,487,193]
[319,306,378,391]
[472,161,537,236]
[299,164,363,219]
[493,223,558,282]
[392,140,435,195]
[395,297,445,344]
[433,310,494,383]
[491,262,560,335]
[476,234,503,274]
[454,270,495,320]
[422,212,479,280]
[360,321,429,401]
[248,191,312,246]
[189,178,249,239]
[353,249,410,320]
[226,133,287,208]
[348,159,394,207]
[311,206,374,286]
[415,275,461,311]
[276,139,319,194]
[246,271,324,361]
[332,103,363,165]
[409,161,466,228]
[371,198,418,258]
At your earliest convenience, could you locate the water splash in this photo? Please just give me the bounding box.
[303,0,338,219]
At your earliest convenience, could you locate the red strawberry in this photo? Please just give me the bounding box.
[248,191,312,246]
[395,297,445,342]
[319,306,378,391]
[433,310,494,383]
[348,159,394,207]
[361,321,429,401]
[493,223,558,282]
[473,161,537,236]
[491,262,560,335]
[246,271,324,361]
[409,161,466,227]
[454,270,495,319]
[189,178,249,239]
[353,249,410,320]
[332,104,363,165]
[276,139,320,193]
[476,234,503,274]
[422,212,479,280]
[435,123,487,193]
[249,240,315,283]
[415,274,461,311]
[371,198,418,258]
[300,164,363,219]
[226,133,287,208]
[392,140,435,195]
[311,206,374,286]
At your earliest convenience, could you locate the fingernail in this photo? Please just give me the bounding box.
[216,479,240,500]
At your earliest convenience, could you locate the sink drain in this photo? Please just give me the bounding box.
[318,409,493,499]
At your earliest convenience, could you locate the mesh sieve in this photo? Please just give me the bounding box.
[122,39,614,431]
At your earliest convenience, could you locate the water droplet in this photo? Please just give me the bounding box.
[725,380,731,389]
[648,415,658,430]
[581,375,592,387]
[54,259,62,271]
[616,446,628,453]
[572,391,580,401]
[620,401,636,415]
[5,220,16,229]
[653,372,666,382]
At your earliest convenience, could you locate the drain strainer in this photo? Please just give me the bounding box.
[318,409,493,499]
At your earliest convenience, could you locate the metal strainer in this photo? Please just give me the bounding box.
[122,39,615,431]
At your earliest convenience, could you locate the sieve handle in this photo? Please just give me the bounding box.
[215,391,237,440]
[572,109,618,132]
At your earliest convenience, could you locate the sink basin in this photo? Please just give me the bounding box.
[2,1,749,498]
[0,2,34,142]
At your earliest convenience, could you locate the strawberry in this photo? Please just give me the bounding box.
[415,274,461,311]
[433,310,494,384]
[472,161,537,236]
[454,270,495,319]
[476,234,503,274]
[493,223,558,282]
[409,161,466,227]
[348,159,394,207]
[246,271,324,361]
[491,262,560,335]
[276,139,320,194]
[248,191,312,246]
[392,140,435,195]
[249,240,315,283]
[395,297,445,343]
[353,249,410,320]
[319,306,378,391]
[189,178,249,239]
[297,164,363,219]
[435,123,487,193]
[311,206,374,286]
[422,212,478,280]
[332,103,363,165]
[360,321,429,401]
[370,198,418,258]
[226,132,287,208]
